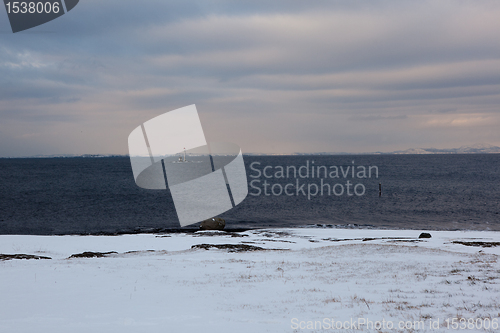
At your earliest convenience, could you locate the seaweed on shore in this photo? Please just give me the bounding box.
[193,232,248,238]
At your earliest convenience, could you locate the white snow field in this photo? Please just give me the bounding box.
[1,228,499,333]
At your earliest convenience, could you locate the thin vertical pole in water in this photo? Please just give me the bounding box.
[379,183,382,197]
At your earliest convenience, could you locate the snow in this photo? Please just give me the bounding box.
[1,228,499,333]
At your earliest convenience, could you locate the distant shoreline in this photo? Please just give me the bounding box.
[2,151,500,159]
[2,223,499,237]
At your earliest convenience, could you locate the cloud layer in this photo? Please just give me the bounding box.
[1,0,499,156]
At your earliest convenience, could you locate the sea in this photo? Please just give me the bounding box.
[1,154,499,235]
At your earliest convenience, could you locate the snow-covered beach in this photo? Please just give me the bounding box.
[1,228,499,333]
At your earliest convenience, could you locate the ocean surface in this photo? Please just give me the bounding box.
[1,154,499,235]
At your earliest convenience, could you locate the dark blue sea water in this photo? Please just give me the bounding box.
[1,155,499,234]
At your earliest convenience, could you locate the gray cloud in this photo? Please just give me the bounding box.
[348,115,408,122]
[0,0,500,156]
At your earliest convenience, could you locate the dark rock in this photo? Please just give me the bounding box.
[192,244,267,252]
[0,254,51,261]
[68,251,117,258]
[200,217,225,230]
[419,233,432,239]
[452,241,500,248]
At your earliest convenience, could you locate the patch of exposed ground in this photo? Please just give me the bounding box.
[0,254,51,260]
[68,251,118,258]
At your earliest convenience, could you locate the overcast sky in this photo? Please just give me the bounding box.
[1,0,499,156]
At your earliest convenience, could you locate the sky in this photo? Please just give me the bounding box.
[1,0,499,156]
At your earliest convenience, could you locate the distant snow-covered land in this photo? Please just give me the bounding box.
[1,229,499,333]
